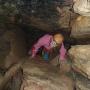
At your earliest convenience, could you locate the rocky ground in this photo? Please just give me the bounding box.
[21,57,74,90]
[0,33,90,90]
[0,0,90,90]
[20,44,90,90]
[68,45,90,90]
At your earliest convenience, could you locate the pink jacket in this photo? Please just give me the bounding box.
[31,34,66,60]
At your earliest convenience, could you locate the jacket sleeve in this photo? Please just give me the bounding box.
[31,36,46,57]
[59,43,67,61]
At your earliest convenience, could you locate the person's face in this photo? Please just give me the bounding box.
[50,39,61,48]
[53,34,64,45]
[54,38,63,45]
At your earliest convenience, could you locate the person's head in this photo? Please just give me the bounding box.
[53,33,64,44]
[51,33,64,48]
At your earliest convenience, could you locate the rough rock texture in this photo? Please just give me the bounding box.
[71,16,90,39]
[0,0,74,31]
[0,27,10,68]
[5,29,27,57]
[21,6,73,31]
[73,0,90,16]
[74,73,90,90]
[4,29,27,69]
[0,25,27,69]
[50,55,71,73]
[0,74,3,84]
[76,78,90,90]
[69,45,90,79]
[3,68,23,90]
[57,6,71,28]
[21,58,74,90]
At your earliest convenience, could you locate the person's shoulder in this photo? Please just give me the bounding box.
[39,34,52,43]
[43,34,52,38]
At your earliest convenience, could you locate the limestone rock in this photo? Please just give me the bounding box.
[0,0,73,31]
[3,68,23,90]
[75,73,90,90]
[73,0,90,16]
[76,79,90,90]
[0,74,3,84]
[69,45,90,79]
[0,29,10,68]
[50,55,71,73]
[71,16,90,39]
[5,29,27,58]
[57,6,71,28]
[21,59,74,90]
[0,28,27,69]
[2,29,27,69]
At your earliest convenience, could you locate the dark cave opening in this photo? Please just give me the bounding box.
[20,24,74,54]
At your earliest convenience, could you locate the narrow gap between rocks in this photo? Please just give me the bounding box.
[0,0,90,90]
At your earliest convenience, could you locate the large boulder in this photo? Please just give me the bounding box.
[73,0,90,16]
[0,0,73,31]
[71,16,90,39]
[5,29,27,58]
[21,59,74,90]
[0,25,27,69]
[69,45,90,79]
[3,29,27,69]
[75,73,90,90]
[50,55,71,73]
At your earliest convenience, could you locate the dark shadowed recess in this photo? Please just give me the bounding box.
[21,24,75,51]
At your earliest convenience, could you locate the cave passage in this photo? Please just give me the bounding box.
[0,0,90,90]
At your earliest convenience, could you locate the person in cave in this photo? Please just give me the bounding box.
[28,33,67,63]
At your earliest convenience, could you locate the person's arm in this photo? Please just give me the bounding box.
[59,43,67,61]
[31,39,44,57]
[31,35,49,57]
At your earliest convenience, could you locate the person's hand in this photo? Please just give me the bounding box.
[60,57,66,62]
[59,59,71,73]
